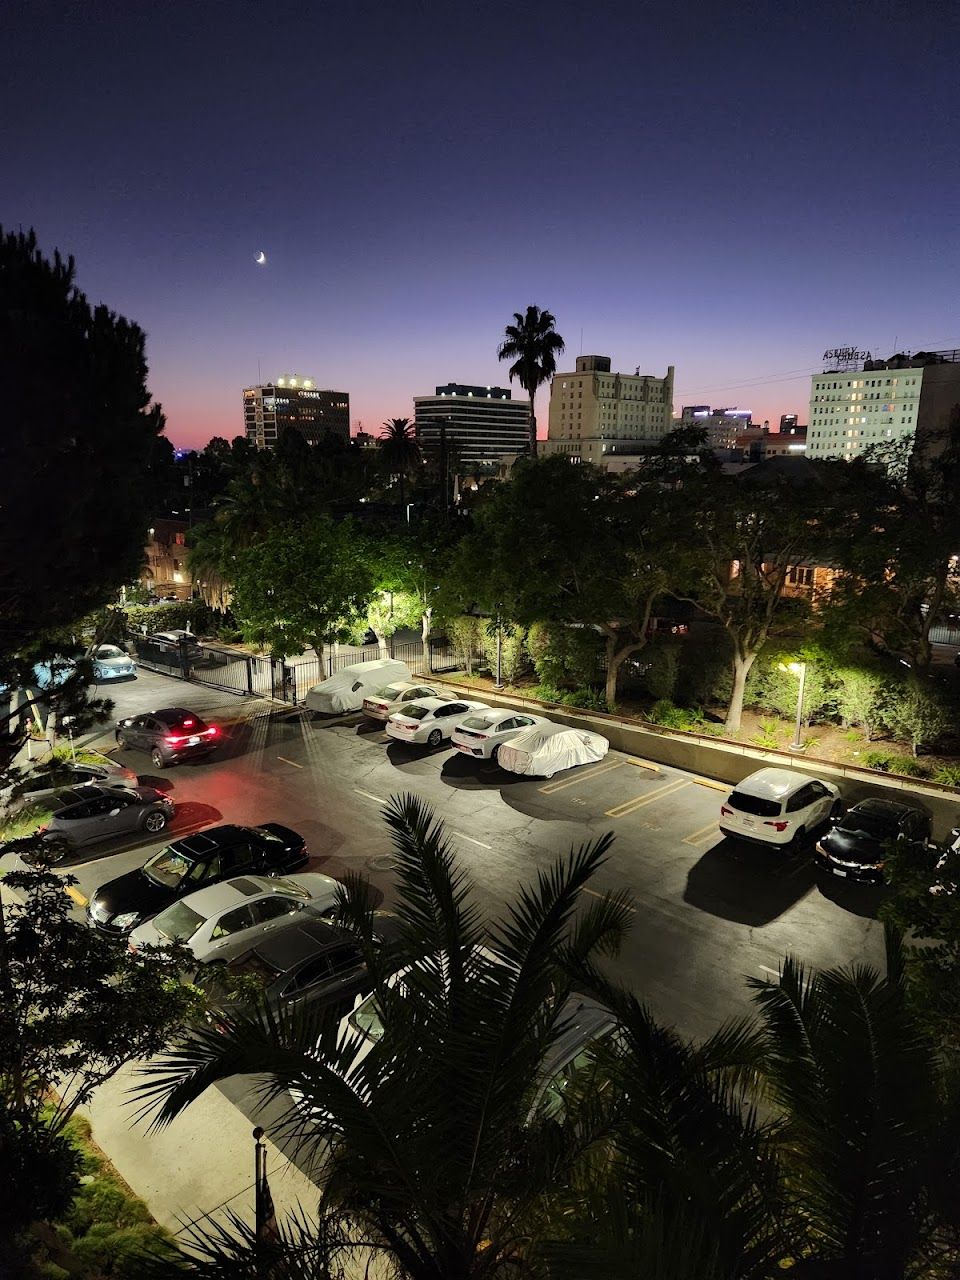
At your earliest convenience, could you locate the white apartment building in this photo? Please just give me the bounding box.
[543,355,675,466]
[807,350,960,461]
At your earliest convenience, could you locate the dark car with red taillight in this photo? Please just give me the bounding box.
[115,706,220,769]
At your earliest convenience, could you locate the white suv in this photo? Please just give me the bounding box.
[719,768,840,848]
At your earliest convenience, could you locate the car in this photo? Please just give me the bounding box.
[305,658,411,715]
[115,707,220,768]
[497,723,609,778]
[361,681,440,722]
[87,822,309,936]
[451,709,549,763]
[814,797,932,884]
[91,644,137,681]
[128,871,342,962]
[3,754,138,809]
[195,915,397,1024]
[719,768,841,848]
[39,784,174,854]
[385,697,490,748]
[149,629,204,656]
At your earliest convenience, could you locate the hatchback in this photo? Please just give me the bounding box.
[40,784,174,854]
[115,707,220,768]
[4,755,137,809]
[128,871,342,962]
[719,768,840,848]
[815,797,932,883]
[91,644,137,681]
[385,697,489,748]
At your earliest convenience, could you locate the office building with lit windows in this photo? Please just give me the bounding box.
[807,350,960,462]
[414,384,530,467]
[243,375,350,448]
[543,355,675,467]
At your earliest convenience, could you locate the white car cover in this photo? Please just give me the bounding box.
[497,722,609,779]
[304,659,411,714]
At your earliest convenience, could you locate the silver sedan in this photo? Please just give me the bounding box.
[385,697,489,748]
[361,681,439,722]
[450,709,548,763]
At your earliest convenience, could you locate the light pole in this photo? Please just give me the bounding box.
[778,661,807,752]
[495,609,503,690]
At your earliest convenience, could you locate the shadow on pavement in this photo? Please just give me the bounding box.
[54,801,223,868]
[814,872,886,919]
[354,720,387,738]
[134,774,174,793]
[385,742,449,774]
[683,837,816,926]
[439,753,526,791]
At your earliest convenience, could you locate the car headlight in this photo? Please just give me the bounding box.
[112,911,141,931]
[815,841,828,855]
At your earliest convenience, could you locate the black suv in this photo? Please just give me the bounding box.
[87,822,308,935]
[115,707,220,769]
[815,797,932,884]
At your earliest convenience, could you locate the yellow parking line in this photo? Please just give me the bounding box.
[65,886,88,908]
[692,777,728,792]
[538,760,624,794]
[682,820,720,847]
[605,777,690,819]
[623,757,660,772]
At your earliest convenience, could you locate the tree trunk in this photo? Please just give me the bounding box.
[398,466,406,517]
[528,389,537,459]
[421,608,433,673]
[604,637,642,707]
[725,650,758,733]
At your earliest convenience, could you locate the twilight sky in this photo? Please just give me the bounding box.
[5,0,958,449]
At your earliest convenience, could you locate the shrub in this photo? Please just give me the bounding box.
[448,616,484,675]
[753,719,782,750]
[123,601,213,637]
[835,666,888,739]
[933,764,960,788]
[862,750,892,771]
[533,683,565,704]
[527,623,602,691]
[887,754,930,779]
[562,687,610,712]
[675,628,732,707]
[485,624,528,684]
[639,641,681,701]
[884,679,952,757]
[646,699,692,730]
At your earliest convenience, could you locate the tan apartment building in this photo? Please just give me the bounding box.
[542,355,675,467]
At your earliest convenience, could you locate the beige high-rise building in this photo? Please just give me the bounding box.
[542,355,675,466]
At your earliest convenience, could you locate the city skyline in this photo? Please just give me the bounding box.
[5,0,957,450]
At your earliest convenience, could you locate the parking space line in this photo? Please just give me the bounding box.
[276,756,304,769]
[581,886,637,913]
[623,757,660,772]
[539,760,624,794]
[65,886,88,908]
[604,778,691,819]
[692,777,728,791]
[682,820,719,847]
[353,788,388,805]
[758,964,780,977]
[451,831,493,850]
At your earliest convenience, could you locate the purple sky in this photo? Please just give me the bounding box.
[5,0,958,449]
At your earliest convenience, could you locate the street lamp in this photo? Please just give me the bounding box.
[778,661,807,752]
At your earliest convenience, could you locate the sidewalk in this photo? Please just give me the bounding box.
[80,1062,320,1244]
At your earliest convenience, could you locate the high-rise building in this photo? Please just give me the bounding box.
[779,413,799,432]
[807,350,960,462]
[413,384,530,467]
[243,375,349,448]
[678,405,753,450]
[543,355,675,466]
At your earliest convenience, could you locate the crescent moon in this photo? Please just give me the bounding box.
[255,251,266,265]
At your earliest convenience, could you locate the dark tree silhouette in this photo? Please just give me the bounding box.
[497,306,565,458]
[379,417,422,514]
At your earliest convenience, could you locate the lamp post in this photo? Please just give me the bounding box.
[778,661,807,752]
[495,608,503,690]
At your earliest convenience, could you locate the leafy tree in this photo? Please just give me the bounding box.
[497,306,565,458]
[229,514,373,659]
[0,228,165,675]
[133,794,633,1280]
[379,418,422,515]
[883,677,951,757]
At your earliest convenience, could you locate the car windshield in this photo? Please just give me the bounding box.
[143,846,193,888]
[249,825,282,844]
[460,712,500,729]
[838,810,895,839]
[152,901,206,941]
[377,684,405,700]
[349,994,385,1043]
[398,706,431,721]
[98,645,125,659]
[728,791,781,818]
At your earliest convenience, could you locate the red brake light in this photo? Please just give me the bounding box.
[203,726,218,737]
[165,734,185,745]
[182,719,195,727]
[720,805,733,816]
[764,820,790,832]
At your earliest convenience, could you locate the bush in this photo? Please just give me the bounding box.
[448,616,484,675]
[533,683,565,704]
[835,666,888,739]
[753,719,782,750]
[862,750,892,771]
[646,699,693,730]
[675,627,732,707]
[638,641,681,701]
[887,754,930,779]
[527,622,603,691]
[562,687,610,712]
[883,679,952,756]
[484,624,528,684]
[123,601,213,637]
[933,764,960,788]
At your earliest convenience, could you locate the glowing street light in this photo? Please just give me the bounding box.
[778,660,807,752]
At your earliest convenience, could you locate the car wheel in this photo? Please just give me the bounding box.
[94,665,105,680]
[143,810,168,834]
[789,826,807,853]
[150,748,166,769]
[491,744,502,765]
[115,731,127,748]
[427,728,442,748]
[38,838,71,866]
[829,798,843,819]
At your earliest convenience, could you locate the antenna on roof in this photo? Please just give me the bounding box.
[579,328,583,355]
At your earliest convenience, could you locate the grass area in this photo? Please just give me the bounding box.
[24,1114,181,1279]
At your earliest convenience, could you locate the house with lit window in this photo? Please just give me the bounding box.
[141,519,192,599]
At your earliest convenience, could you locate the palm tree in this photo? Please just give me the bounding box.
[497,306,565,458]
[133,794,634,1279]
[379,418,422,516]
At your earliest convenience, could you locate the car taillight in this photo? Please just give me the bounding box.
[203,726,218,737]
[764,820,790,832]
[165,735,185,745]
[38,825,48,833]
[720,805,733,816]
[183,719,196,727]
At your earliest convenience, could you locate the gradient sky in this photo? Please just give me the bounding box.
[5,0,959,449]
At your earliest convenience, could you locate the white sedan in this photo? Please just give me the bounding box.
[362,681,439,722]
[127,871,342,963]
[451,709,548,763]
[385,697,489,748]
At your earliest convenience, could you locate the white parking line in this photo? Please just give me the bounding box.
[353,788,387,805]
[582,886,637,913]
[758,964,780,977]
[276,756,303,768]
[450,831,493,850]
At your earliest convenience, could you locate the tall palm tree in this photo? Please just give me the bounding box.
[379,418,422,515]
[497,306,565,458]
[133,795,634,1279]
